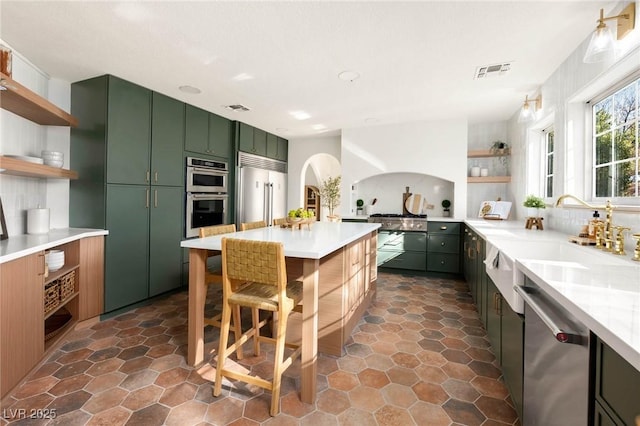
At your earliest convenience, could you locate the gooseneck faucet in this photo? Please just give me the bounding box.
[555,194,615,248]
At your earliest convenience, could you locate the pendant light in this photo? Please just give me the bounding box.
[518,95,542,123]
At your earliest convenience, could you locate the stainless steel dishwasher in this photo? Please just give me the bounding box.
[515,279,590,426]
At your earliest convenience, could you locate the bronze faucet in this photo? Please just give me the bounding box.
[555,194,615,248]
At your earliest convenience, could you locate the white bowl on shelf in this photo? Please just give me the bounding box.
[41,150,64,158]
[43,159,64,168]
[46,250,65,271]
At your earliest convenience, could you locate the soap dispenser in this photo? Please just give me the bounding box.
[588,210,601,238]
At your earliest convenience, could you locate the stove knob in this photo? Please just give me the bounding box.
[416,223,422,229]
[409,223,414,228]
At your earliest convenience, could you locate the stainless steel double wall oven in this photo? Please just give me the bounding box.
[185,157,228,238]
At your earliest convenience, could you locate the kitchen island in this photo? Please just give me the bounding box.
[181,221,380,404]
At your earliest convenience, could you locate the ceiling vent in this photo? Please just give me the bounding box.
[474,62,511,79]
[224,104,251,112]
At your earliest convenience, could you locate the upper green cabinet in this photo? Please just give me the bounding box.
[106,77,151,185]
[152,93,184,186]
[185,105,231,159]
[237,122,287,161]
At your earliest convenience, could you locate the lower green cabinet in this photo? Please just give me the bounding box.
[149,186,183,296]
[594,337,640,425]
[105,185,150,312]
[378,231,427,271]
[501,300,523,419]
[485,278,501,364]
[427,222,461,274]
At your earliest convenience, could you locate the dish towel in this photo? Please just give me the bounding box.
[485,245,500,269]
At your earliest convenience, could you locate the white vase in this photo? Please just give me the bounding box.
[364,205,374,215]
[526,207,539,218]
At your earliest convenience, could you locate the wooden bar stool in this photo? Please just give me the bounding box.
[272,217,288,226]
[198,224,244,358]
[240,220,267,231]
[214,238,303,416]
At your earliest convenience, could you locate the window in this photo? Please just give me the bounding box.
[592,76,639,199]
[543,128,554,198]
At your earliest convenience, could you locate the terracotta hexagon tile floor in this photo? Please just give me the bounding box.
[1,271,520,425]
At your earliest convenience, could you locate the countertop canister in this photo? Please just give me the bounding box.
[27,208,50,234]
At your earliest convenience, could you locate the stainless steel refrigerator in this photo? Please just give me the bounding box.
[236,153,287,225]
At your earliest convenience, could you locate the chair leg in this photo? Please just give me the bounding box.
[252,308,261,356]
[232,305,243,360]
[270,308,289,416]
[213,300,233,397]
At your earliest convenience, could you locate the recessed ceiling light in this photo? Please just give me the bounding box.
[179,85,201,94]
[312,124,327,131]
[365,118,380,124]
[338,71,360,82]
[290,110,311,120]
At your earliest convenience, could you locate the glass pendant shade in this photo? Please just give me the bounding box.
[583,25,616,63]
[518,103,535,123]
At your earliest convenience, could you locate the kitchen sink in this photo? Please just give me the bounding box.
[485,239,629,313]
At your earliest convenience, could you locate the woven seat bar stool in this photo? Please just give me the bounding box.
[240,220,267,231]
[214,238,303,416]
[198,224,245,359]
[272,217,288,226]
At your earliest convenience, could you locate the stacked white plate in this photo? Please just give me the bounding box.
[41,150,64,168]
[46,250,65,272]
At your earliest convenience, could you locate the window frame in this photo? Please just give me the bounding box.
[588,70,640,203]
[543,127,554,199]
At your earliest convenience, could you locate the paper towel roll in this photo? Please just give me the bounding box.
[27,208,50,234]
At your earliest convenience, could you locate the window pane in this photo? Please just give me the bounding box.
[594,98,612,134]
[614,161,636,197]
[595,133,612,165]
[614,124,636,162]
[547,130,554,152]
[546,176,553,198]
[614,83,636,126]
[595,165,612,197]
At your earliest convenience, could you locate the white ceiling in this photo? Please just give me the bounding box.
[0,1,614,138]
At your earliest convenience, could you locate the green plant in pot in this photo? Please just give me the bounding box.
[320,175,341,221]
[523,194,545,217]
[356,199,364,215]
[490,140,510,170]
[441,199,451,217]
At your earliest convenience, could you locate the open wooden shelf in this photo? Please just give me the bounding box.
[0,156,78,179]
[468,176,511,183]
[468,149,510,158]
[44,292,79,321]
[44,265,80,286]
[0,72,78,126]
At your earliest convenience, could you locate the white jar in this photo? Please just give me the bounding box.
[27,208,50,234]
[480,168,489,177]
[470,166,480,177]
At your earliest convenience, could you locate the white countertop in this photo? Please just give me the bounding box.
[0,228,109,264]
[464,219,640,372]
[181,222,381,259]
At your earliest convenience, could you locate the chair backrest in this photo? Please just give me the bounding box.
[272,217,288,226]
[240,220,267,231]
[199,224,237,238]
[221,238,286,289]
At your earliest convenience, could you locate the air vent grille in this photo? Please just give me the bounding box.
[239,152,286,173]
[474,62,511,79]
[225,104,251,112]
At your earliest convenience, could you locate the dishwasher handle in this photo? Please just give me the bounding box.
[514,285,582,345]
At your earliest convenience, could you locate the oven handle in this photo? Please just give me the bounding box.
[514,285,582,344]
[188,193,228,200]
[190,166,228,175]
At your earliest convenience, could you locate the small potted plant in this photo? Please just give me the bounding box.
[441,199,451,217]
[523,194,546,217]
[319,175,341,221]
[490,140,510,170]
[356,199,364,215]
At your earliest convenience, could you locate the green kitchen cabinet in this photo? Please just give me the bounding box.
[208,112,231,159]
[485,278,502,364]
[71,74,185,314]
[266,133,278,158]
[152,93,184,186]
[238,122,267,157]
[185,104,231,159]
[276,137,288,161]
[149,186,183,297]
[185,105,209,155]
[501,300,524,420]
[106,77,152,185]
[427,222,461,274]
[377,230,427,271]
[594,336,640,425]
[105,184,150,312]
